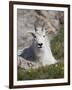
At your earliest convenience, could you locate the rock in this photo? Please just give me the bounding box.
[17,56,41,69]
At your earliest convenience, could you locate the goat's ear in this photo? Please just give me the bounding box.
[30,32,36,38]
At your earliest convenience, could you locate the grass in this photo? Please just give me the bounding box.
[18,63,64,80]
[17,25,64,80]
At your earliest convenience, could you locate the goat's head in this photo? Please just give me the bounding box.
[30,22,48,49]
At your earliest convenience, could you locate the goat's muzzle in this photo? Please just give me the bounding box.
[37,43,43,48]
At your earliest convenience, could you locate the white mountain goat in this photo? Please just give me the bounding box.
[20,20,57,66]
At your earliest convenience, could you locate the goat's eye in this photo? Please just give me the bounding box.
[34,36,36,38]
[43,35,45,37]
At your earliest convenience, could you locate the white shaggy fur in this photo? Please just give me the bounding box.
[19,21,57,66]
[30,25,57,66]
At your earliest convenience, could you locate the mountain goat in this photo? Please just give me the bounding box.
[20,20,57,66]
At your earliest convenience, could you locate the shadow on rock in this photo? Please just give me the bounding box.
[19,47,36,62]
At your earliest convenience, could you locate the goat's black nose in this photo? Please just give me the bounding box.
[38,43,43,47]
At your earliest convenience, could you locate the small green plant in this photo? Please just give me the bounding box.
[17,63,64,80]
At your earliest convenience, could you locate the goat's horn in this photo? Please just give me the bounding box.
[42,23,45,31]
[34,23,37,32]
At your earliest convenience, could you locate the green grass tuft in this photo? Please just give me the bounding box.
[18,63,64,80]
